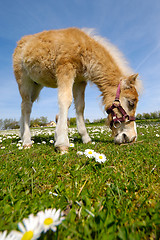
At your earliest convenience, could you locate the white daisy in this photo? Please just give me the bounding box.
[77,151,83,156]
[16,143,21,147]
[37,208,65,233]
[1,146,5,149]
[42,141,46,144]
[0,231,7,240]
[1,231,16,240]
[18,146,23,150]
[84,149,95,158]
[69,143,74,147]
[94,153,107,163]
[49,140,54,144]
[10,214,42,240]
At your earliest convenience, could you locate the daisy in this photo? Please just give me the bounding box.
[37,208,65,233]
[0,231,16,240]
[1,146,5,149]
[7,136,12,139]
[69,143,74,147]
[84,149,95,158]
[42,141,46,144]
[17,143,21,147]
[49,140,54,144]
[0,231,9,240]
[10,214,42,240]
[94,153,107,163]
[18,146,23,150]
[77,151,83,156]
[0,231,7,240]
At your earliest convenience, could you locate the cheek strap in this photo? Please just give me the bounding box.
[106,82,135,128]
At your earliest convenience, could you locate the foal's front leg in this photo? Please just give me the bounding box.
[54,72,74,153]
[73,82,91,144]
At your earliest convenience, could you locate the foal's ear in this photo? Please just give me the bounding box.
[128,74,138,85]
[123,73,138,88]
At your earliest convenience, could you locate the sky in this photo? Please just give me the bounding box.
[0,0,160,122]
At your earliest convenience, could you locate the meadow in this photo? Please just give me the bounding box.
[0,122,159,239]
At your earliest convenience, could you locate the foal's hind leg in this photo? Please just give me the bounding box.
[73,82,91,143]
[20,80,42,148]
[20,100,32,148]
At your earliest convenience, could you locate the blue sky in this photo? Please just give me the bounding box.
[0,0,160,121]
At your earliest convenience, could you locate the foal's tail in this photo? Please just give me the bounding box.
[13,35,32,85]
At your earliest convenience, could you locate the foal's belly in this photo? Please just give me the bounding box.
[24,62,58,88]
[32,74,58,88]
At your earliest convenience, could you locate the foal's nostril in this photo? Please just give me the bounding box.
[122,133,128,143]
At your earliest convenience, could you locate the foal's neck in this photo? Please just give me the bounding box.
[87,46,125,110]
[98,78,122,111]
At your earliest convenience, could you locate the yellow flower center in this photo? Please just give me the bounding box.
[21,231,34,240]
[99,156,103,159]
[44,217,54,226]
[88,151,93,154]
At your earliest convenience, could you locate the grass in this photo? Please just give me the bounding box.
[0,122,160,239]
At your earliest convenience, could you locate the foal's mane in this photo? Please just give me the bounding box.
[82,28,142,93]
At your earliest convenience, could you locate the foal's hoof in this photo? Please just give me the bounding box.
[82,136,92,144]
[23,144,32,149]
[56,146,68,154]
[83,140,92,144]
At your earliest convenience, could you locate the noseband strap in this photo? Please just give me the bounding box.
[106,82,135,128]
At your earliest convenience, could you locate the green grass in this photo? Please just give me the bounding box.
[0,122,160,239]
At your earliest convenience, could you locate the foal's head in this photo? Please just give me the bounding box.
[107,74,139,144]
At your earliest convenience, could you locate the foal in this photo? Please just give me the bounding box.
[13,27,140,152]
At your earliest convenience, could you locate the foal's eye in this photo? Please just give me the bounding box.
[128,100,134,109]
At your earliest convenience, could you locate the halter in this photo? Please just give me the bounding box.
[106,82,135,128]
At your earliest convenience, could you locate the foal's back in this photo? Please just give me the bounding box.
[13,28,92,88]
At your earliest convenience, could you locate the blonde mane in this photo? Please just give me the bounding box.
[82,28,142,93]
